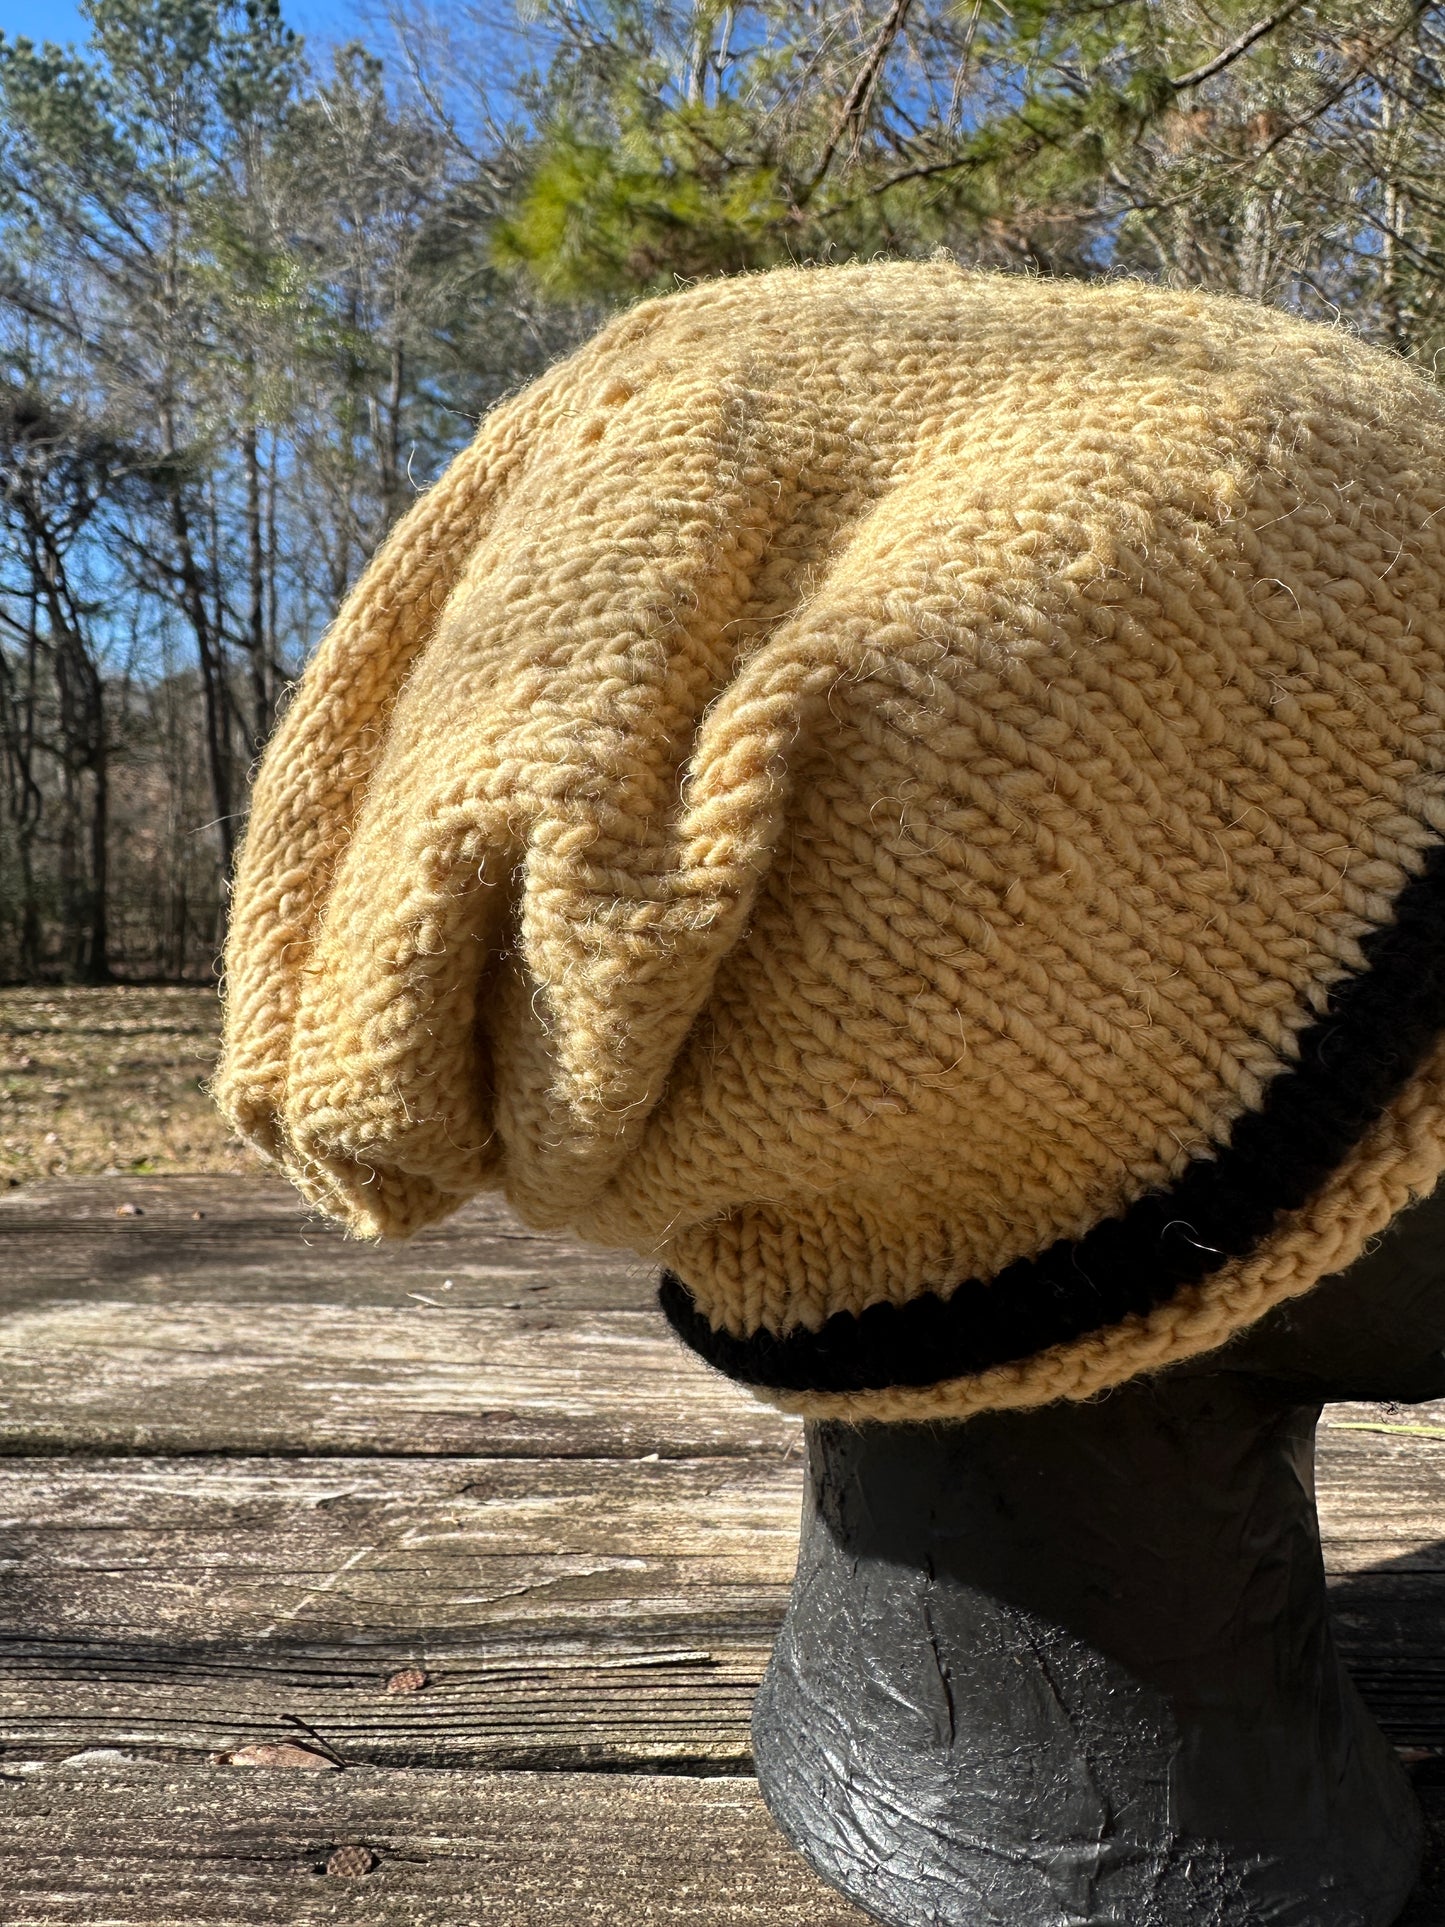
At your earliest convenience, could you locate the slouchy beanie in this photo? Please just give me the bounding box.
[216,259,1445,1423]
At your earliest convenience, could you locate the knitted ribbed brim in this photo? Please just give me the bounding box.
[216,261,1445,1422]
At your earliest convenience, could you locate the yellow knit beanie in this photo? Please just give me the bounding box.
[216,260,1445,1422]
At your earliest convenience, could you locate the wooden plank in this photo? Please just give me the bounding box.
[0,1176,317,1219]
[0,1454,797,1770]
[0,1413,1441,1770]
[0,1649,771,1773]
[0,1180,1439,1784]
[0,1178,655,1312]
[0,1762,876,1926]
[0,1760,1439,1927]
[0,1176,792,1459]
[1318,1413,1445,1755]
[0,1299,1433,1472]
[0,1179,1434,1472]
[1318,1413,1445,1565]
[0,1305,798,1458]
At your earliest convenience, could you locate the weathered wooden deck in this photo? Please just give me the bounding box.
[0,1175,1442,1924]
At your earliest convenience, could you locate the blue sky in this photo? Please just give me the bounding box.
[1,0,362,48]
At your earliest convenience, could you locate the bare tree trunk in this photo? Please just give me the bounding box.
[36,527,110,983]
[243,419,271,750]
[17,830,40,979]
[58,758,80,977]
[84,747,109,983]
[167,483,236,879]
[0,592,46,978]
[264,434,279,686]
[380,337,405,526]
[1380,88,1410,353]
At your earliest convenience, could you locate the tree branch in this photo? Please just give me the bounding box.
[801,0,914,205]
[1170,0,1309,90]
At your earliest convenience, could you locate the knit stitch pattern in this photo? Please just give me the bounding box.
[216,260,1445,1420]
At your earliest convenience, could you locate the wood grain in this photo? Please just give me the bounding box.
[0,1305,798,1458]
[1319,1415,1445,1753]
[1,1761,1441,1927]
[0,1761,875,1927]
[2,1180,1443,1920]
[0,1419,1441,1767]
[0,1177,794,1459]
[0,1649,772,1773]
[0,1178,655,1311]
[0,1453,798,1770]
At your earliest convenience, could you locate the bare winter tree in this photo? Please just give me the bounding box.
[0,0,583,979]
[0,390,141,979]
[6,0,1445,980]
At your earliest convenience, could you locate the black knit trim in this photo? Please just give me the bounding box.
[658,834,1445,1394]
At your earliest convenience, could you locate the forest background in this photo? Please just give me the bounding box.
[4,0,1445,988]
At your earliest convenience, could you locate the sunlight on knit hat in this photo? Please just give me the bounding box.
[216,259,1445,1422]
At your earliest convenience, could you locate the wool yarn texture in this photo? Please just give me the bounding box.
[216,260,1445,1422]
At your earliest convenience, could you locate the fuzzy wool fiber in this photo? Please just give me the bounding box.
[216,260,1445,1421]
